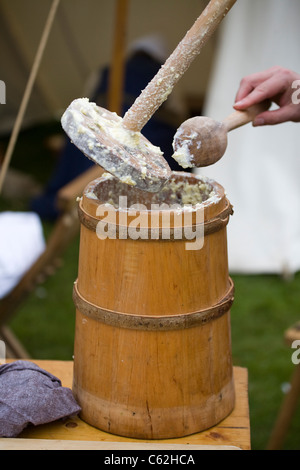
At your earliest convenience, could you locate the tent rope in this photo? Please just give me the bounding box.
[0,0,61,193]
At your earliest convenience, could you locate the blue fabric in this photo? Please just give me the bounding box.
[0,360,80,437]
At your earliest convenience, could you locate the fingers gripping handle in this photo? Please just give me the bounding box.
[222,100,271,132]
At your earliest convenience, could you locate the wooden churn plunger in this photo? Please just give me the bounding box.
[69,0,238,441]
[62,0,237,191]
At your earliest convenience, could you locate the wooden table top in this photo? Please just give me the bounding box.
[0,360,250,450]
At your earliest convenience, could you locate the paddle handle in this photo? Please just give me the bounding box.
[122,0,237,132]
[222,100,271,132]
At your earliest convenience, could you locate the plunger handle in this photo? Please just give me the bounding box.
[122,0,237,132]
[222,100,271,132]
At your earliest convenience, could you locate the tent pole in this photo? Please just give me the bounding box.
[108,0,129,115]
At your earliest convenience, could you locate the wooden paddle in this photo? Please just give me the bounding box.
[61,0,238,192]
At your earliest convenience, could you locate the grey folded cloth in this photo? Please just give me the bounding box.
[0,360,81,437]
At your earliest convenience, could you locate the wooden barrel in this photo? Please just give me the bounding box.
[72,171,235,439]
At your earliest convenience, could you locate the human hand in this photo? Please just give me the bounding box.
[234,66,300,125]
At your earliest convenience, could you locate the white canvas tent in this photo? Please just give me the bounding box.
[196,0,300,275]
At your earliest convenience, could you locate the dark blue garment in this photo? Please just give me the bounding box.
[30,139,94,220]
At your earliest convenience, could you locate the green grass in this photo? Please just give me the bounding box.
[9,229,80,361]
[1,123,300,450]
[231,273,300,450]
